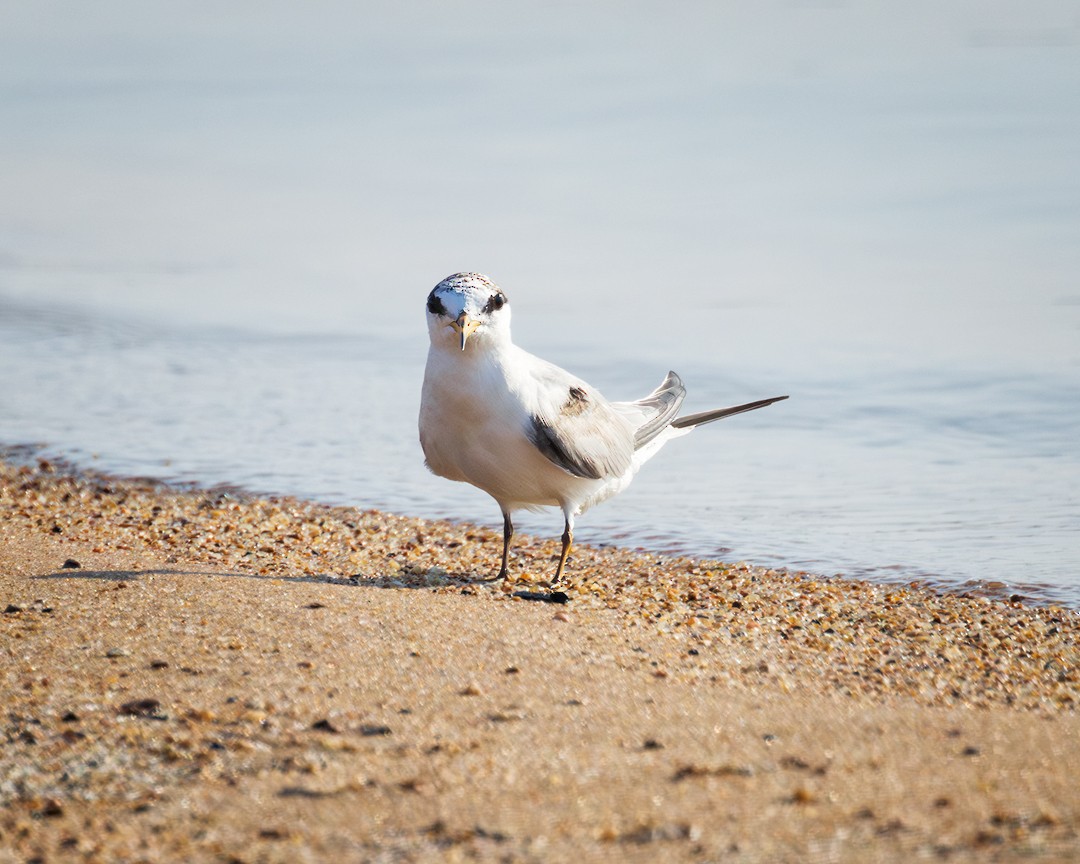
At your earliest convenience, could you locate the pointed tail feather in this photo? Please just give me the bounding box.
[671,395,788,429]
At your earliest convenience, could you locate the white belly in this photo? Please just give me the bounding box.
[419,349,598,511]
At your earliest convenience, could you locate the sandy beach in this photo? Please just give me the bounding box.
[2,457,1078,862]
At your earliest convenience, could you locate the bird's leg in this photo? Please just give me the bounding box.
[551,518,573,586]
[495,510,513,580]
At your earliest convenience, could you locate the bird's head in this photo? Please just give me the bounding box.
[425,272,511,352]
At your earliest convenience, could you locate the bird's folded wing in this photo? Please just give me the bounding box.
[525,375,634,480]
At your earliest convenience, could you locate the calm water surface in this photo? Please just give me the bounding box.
[1,4,1078,604]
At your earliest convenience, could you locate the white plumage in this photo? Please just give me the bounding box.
[419,272,786,585]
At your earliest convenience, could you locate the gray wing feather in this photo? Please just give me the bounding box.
[527,416,606,479]
[629,370,687,449]
[526,369,634,480]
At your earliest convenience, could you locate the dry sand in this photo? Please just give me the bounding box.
[2,458,1079,862]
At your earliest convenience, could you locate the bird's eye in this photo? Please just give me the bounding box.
[427,292,447,316]
[483,292,506,314]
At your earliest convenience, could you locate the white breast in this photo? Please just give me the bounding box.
[419,342,601,511]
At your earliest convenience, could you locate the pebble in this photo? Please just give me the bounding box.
[311,718,339,733]
[118,698,165,719]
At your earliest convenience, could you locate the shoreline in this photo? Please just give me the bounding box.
[3,457,1080,861]
[3,443,1071,611]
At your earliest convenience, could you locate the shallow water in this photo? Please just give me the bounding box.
[1,4,1078,604]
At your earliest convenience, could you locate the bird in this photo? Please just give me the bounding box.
[418,272,787,586]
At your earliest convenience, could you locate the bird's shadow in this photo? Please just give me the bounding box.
[31,566,514,590]
[32,567,328,586]
[31,567,571,603]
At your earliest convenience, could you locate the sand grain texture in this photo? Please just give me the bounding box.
[2,459,1079,862]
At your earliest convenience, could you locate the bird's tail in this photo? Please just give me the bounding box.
[671,395,788,430]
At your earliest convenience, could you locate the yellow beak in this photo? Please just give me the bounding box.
[449,312,481,350]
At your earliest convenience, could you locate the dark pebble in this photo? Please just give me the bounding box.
[118,698,165,719]
[278,786,334,799]
[360,724,392,737]
[3,604,22,614]
[473,826,509,843]
[60,711,79,722]
[642,738,665,750]
[513,590,570,604]
[61,559,81,569]
[39,799,64,818]
[149,660,170,669]
[304,602,327,609]
[310,718,339,733]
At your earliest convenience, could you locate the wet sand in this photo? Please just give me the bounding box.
[2,458,1079,862]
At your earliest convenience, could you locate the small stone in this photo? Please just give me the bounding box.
[39,798,64,818]
[106,647,130,658]
[360,724,392,737]
[512,590,569,604]
[61,559,81,569]
[397,777,425,793]
[3,604,21,614]
[118,698,164,719]
[311,718,338,733]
